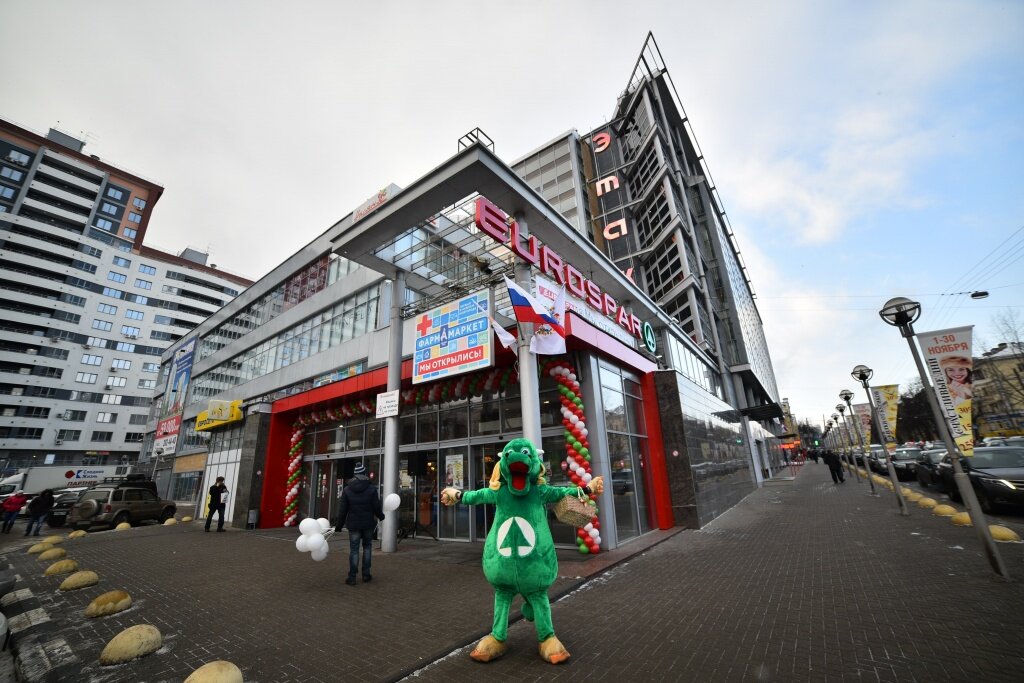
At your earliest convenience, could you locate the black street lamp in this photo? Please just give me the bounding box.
[835,403,860,482]
[840,389,877,495]
[878,297,1009,579]
[851,364,909,512]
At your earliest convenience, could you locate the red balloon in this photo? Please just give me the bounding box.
[592,520,600,529]
[576,529,587,538]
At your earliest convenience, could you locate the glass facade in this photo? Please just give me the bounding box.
[189,284,379,406]
[599,361,651,541]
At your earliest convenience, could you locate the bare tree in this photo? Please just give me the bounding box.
[975,311,1024,433]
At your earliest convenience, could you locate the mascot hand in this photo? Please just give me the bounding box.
[441,487,461,506]
[587,476,604,496]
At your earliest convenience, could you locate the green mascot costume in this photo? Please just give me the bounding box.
[441,437,604,664]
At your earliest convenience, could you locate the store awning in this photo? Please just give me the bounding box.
[739,402,785,422]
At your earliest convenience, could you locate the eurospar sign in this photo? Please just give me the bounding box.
[474,197,656,352]
[413,291,493,384]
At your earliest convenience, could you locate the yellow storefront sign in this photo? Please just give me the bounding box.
[194,400,243,432]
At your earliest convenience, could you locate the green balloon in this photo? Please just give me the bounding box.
[579,447,589,457]
[578,546,590,554]
[574,398,583,407]
[566,391,576,400]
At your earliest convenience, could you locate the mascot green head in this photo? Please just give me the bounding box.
[492,437,545,495]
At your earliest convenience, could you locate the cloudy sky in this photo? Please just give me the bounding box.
[3,0,1022,426]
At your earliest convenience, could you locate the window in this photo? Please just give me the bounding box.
[132,197,146,210]
[129,413,148,425]
[86,337,105,348]
[56,429,81,441]
[92,319,113,331]
[124,228,138,239]
[131,295,148,305]
[115,342,136,352]
[112,256,131,268]
[1,166,23,182]
[125,432,144,443]
[81,354,103,366]
[128,212,143,224]
[63,410,87,421]
[96,412,117,423]
[97,303,118,315]
[150,330,180,342]
[100,202,118,215]
[95,218,114,231]
[111,358,131,370]
[137,379,156,389]
[108,271,127,284]
[22,407,50,418]
[6,150,31,165]
[125,309,144,321]
[154,315,173,325]
[101,394,123,405]
[106,376,127,388]
[142,362,158,372]
[91,431,113,442]
[139,264,156,275]
[121,325,140,337]
[134,278,152,290]
[76,372,97,384]
[102,287,123,299]
[0,186,14,200]
[106,187,123,200]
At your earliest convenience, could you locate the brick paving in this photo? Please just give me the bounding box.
[0,462,1021,682]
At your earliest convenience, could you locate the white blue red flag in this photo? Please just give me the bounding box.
[503,276,565,338]
[530,285,566,355]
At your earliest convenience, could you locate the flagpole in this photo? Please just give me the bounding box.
[513,213,543,446]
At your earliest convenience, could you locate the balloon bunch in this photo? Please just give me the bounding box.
[283,428,304,527]
[295,517,334,561]
[400,366,518,406]
[544,359,601,555]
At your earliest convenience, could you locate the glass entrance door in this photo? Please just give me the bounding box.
[312,460,338,521]
[470,444,500,541]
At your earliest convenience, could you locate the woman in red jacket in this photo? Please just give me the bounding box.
[2,491,29,534]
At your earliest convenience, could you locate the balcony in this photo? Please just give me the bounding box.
[20,197,88,225]
[29,180,95,209]
[42,148,104,182]
[35,163,101,193]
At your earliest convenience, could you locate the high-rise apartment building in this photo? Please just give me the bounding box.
[0,118,253,470]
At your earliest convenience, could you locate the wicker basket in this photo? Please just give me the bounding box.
[553,488,593,527]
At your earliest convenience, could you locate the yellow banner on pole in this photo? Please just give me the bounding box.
[870,385,900,453]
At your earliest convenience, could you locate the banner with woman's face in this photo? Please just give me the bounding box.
[917,326,974,456]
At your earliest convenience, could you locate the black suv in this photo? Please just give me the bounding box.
[68,475,176,530]
[47,488,90,528]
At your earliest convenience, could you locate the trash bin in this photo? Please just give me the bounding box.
[246,509,259,530]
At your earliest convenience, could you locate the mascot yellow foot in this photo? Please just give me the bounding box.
[539,635,570,664]
[470,635,508,663]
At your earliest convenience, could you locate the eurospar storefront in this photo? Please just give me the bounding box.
[160,141,779,549]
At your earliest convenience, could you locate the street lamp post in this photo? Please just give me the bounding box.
[851,365,909,514]
[841,389,877,495]
[878,297,1009,579]
[836,404,861,483]
[831,412,851,478]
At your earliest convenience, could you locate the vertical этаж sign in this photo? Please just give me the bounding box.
[917,326,975,456]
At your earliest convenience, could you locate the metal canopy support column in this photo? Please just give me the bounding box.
[513,213,543,447]
[381,271,405,553]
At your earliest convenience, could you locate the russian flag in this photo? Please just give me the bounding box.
[503,276,565,337]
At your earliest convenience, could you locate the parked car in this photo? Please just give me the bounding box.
[868,448,890,475]
[891,448,921,481]
[915,450,947,488]
[937,447,1024,513]
[47,487,90,528]
[68,476,176,530]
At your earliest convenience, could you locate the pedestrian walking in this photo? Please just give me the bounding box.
[24,489,55,536]
[335,461,385,586]
[1,490,29,534]
[205,476,228,532]
[822,449,844,484]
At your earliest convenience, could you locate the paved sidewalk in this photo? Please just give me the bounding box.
[1,463,1021,682]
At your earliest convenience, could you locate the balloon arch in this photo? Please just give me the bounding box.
[281,358,602,554]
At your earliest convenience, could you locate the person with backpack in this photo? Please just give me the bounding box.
[25,489,55,536]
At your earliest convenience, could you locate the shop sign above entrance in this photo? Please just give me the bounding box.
[195,399,244,432]
[413,290,494,385]
[474,196,656,353]
[375,389,400,419]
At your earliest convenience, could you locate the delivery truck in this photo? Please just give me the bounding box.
[0,465,133,498]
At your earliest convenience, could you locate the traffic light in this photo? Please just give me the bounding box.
[814,439,820,446]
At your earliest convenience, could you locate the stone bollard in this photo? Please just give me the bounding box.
[37,548,67,561]
[59,571,100,591]
[184,660,244,683]
[85,590,132,617]
[44,559,78,576]
[99,624,162,665]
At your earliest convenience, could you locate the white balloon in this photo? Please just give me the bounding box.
[311,547,328,561]
[569,415,579,424]
[298,518,320,536]
[383,493,401,512]
[579,427,588,437]
[306,533,325,551]
[568,373,577,381]
[295,535,311,552]
[588,528,600,539]
[582,472,593,484]
[316,517,330,531]
[584,522,594,531]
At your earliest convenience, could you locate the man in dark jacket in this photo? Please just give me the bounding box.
[336,461,384,585]
[823,450,844,484]
[25,489,55,536]
[205,476,228,532]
